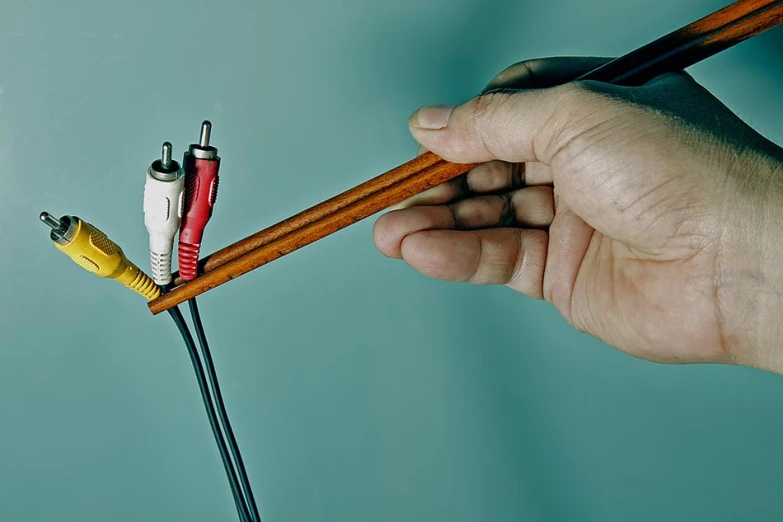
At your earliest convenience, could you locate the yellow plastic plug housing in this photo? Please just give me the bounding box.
[41,212,161,300]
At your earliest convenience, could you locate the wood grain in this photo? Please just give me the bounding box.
[148,0,783,315]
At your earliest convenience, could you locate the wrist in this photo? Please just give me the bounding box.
[717,150,783,373]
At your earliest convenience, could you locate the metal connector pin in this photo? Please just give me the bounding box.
[39,211,77,245]
[40,212,61,230]
[161,142,173,170]
[199,120,211,148]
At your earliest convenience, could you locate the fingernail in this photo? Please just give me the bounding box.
[412,105,454,130]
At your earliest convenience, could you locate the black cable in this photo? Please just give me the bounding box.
[168,305,251,522]
[188,297,261,522]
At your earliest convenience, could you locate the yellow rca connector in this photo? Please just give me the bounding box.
[40,211,161,300]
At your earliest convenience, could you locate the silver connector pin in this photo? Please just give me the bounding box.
[161,142,173,170]
[40,211,61,230]
[199,120,212,147]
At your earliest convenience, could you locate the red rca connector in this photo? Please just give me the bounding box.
[178,121,221,281]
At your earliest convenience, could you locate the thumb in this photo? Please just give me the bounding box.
[408,84,601,166]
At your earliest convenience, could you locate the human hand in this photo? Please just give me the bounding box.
[373,57,783,373]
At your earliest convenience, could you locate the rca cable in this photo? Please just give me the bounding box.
[40,121,260,522]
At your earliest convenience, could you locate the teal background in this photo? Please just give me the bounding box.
[2,1,783,521]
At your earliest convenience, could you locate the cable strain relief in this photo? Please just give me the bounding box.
[150,250,173,286]
[128,269,161,300]
[178,242,201,281]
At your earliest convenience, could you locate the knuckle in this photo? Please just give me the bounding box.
[531,186,556,223]
[471,91,510,119]
[466,92,515,156]
[538,81,614,161]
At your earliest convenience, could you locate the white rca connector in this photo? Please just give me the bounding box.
[143,141,185,286]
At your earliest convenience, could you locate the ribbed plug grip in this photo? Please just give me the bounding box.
[127,269,161,300]
[210,176,219,205]
[150,250,173,286]
[73,255,99,273]
[184,174,199,209]
[178,241,200,281]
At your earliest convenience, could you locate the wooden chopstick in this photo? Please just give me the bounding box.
[149,0,783,315]
[577,0,783,86]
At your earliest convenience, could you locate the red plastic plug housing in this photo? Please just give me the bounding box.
[178,121,221,281]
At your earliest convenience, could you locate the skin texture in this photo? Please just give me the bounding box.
[373,57,783,374]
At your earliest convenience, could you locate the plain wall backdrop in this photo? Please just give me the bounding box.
[1,1,782,521]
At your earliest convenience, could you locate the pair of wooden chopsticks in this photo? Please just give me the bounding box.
[148,0,783,315]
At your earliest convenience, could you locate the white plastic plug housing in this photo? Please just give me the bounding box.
[144,161,185,286]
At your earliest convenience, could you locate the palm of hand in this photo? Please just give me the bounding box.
[549,121,725,363]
